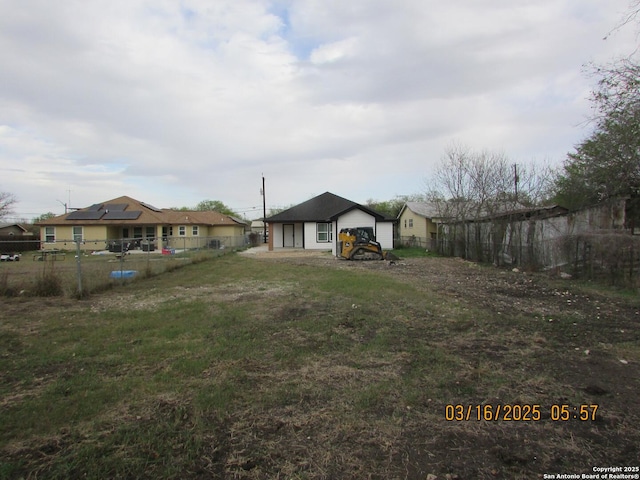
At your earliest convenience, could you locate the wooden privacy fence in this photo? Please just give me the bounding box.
[438,227,640,287]
[434,198,640,286]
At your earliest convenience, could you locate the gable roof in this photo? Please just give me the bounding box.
[400,200,545,222]
[266,192,392,223]
[399,202,441,219]
[469,204,569,223]
[36,196,244,226]
[0,223,29,233]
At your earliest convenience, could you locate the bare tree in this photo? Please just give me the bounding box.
[604,0,640,41]
[0,191,17,219]
[426,143,555,263]
[427,143,553,220]
[426,143,511,221]
[511,160,556,207]
[425,142,474,221]
[586,59,640,122]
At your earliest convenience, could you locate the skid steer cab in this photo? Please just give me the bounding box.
[338,227,397,261]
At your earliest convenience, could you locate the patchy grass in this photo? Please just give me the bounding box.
[391,246,438,258]
[0,252,638,478]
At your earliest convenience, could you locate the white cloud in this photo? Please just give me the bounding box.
[309,37,359,64]
[0,0,637,220]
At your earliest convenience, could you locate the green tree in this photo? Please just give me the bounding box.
[172,200,238,216]
[554,1,640,209]
[365,195,425,218]
[195,199,238,216]
[553,57,640,209]
[32,212,56,223]
[554,105,640,209]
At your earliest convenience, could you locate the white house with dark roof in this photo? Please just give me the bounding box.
[265,192,395,255]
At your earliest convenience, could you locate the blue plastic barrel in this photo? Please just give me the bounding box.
[109,270,138,279]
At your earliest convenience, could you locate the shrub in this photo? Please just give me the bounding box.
[248,232,262,246]
[0,270,19,297]
[31,271,64,297]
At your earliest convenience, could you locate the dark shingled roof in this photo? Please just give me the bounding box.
[266,192,393,223]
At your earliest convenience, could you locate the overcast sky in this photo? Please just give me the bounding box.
[1,0,637,220]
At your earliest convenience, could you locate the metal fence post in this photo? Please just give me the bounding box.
[75,239,83,296]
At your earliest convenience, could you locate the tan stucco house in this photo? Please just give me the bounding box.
[36,195,247,251]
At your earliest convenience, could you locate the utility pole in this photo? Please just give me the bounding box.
[56,199,68,214]
[513,164,519,203]
[261,175,267,244]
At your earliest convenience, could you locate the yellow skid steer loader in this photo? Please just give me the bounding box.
[337,227,398,261]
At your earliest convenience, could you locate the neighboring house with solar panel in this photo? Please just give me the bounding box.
[36,196,247,252]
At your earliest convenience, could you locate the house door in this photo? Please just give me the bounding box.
[283,224,294,247]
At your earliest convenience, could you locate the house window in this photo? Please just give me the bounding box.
[178,226,186,236]
[192,226,199,236]
[72,226,83,242]
[45,226,55,243]
[316,223,332,243]
[408,219,413,228]
[133,227,143,239]
[146,227,155,239]
[404,219,407,228]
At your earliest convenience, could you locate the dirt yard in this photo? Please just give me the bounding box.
[239,249,640,476]
[2,249,639,478]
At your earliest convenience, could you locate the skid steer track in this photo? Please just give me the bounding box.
[350,248,383,260]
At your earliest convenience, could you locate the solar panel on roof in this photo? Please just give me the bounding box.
[140,202,162,212]
[104,203,127,211]
[66,210,105,220]
[102,211,142,220]
[86,203,104,211]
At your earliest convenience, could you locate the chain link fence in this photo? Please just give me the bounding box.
[397,235,437,250]
[0,235,251,298]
